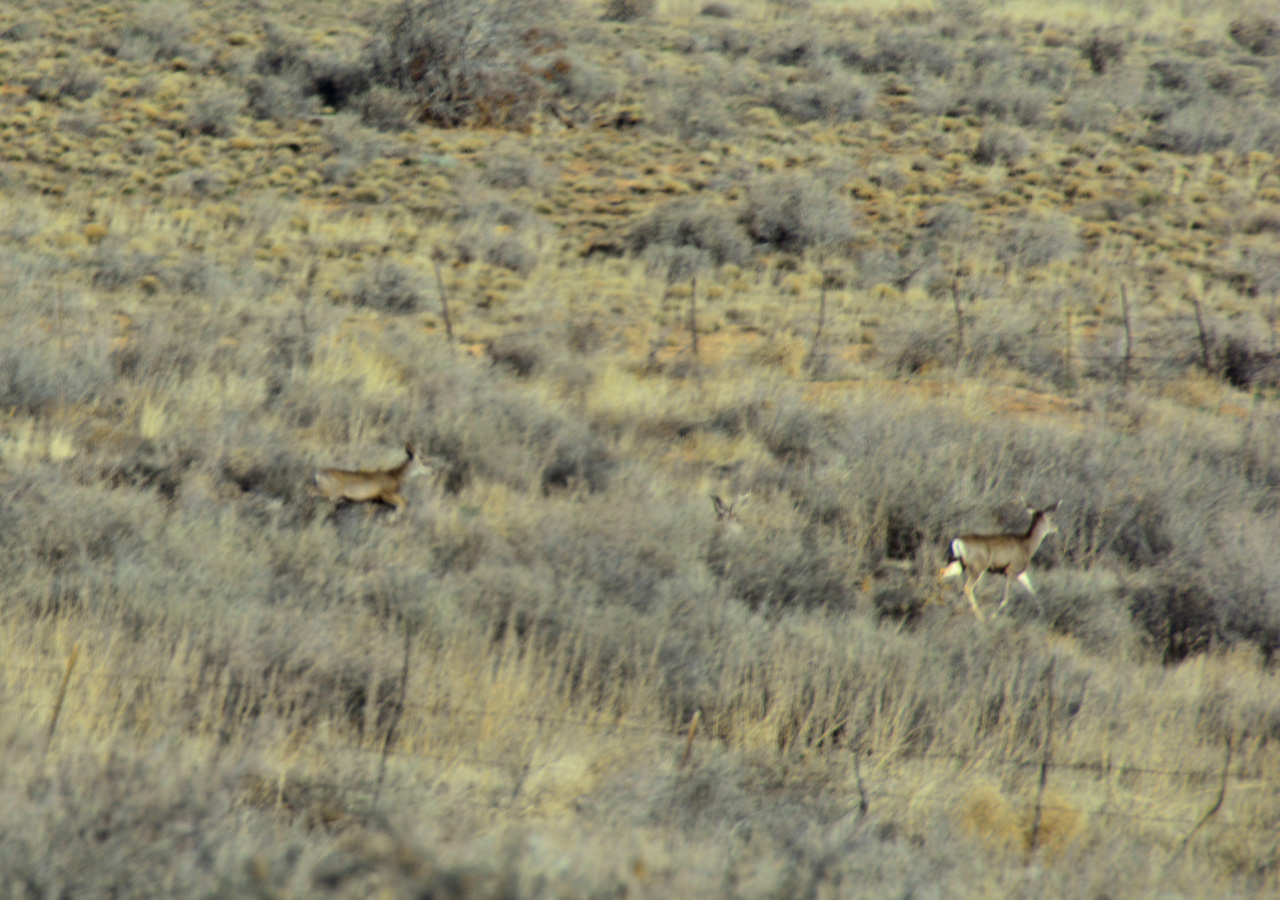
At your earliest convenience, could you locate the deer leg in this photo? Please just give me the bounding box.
[963,570,985,621]
[996,570,1014,614]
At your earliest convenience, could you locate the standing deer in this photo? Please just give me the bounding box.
[938,500,1061,620]
[313,443,427,514]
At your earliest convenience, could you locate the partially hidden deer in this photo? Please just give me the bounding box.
[313,443,427,514]
[712,493,749,536]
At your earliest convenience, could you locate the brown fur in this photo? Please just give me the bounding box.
[939,501,1060,620]
[313,443,425,513]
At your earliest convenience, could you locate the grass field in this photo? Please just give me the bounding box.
[3,0,1280,896]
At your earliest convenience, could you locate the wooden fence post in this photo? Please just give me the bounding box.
[1028,658,1055,855]
[373,627,414,813]
[1190,291,1213,372]
[688,276,699,358]
[952,278,965,371]
[1120,283,1134,386]
[1169,735,1233,866]
[432,249,454,347]
[679,710,701,769]
[45,643,80,755]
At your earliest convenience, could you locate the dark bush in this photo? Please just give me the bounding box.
[602,0,655,22]
[90,243,160,291]
[971,124,1029,166]
[861,28,956,78]
[890,329,949,376]
[245,75,312,122]
[1229,14,1280,56]
[998,213,1081,269]
[972,78,1051,126]
[0,745,249,897]
[628,198,750,267]
[1081,31,1126,75]
[768,72,870,124]
[480,152,551,191]
[1217,335,1280,390]
[757,30,817,68]
[741,173,856,255]
[359,85,414,131]
[345,263,424,312]
[484,233,538,274]
[541,437,615,494]
[253,27,312,78]
[2,482,145,583]
[26,66,101,102]
[486,334,544,378]
[363,0,549,128]
[110,2,194,62]
[922,202,974,238]
[751,396,834,464]
[1129,572,1221,664]
[1023,571,1134,656]
[871,579,928,625]
[409,365,607,495]
[250,30,370,119]
[652,85,733,140]
[183,91,242,137]
[1148,58,1203,94]
[309,56,372,110]
[520,493,677,615]
[700,2,735,18]
[718,528,852,612]
[219,442,309,503]
[0,23,38,41]
[1143,101,1235,155]
[0,335,113,414]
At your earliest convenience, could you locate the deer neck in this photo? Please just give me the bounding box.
[1024,515,1051,550]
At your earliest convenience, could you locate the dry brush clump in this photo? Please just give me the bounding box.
[247,26,371,122]
[1229,12,1280,57]
[741,172,858,256]
[102,0,200,64]
[627,196,751,267]
[362,0,560,129]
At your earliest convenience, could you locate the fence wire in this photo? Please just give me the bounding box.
[5,657,1280,839]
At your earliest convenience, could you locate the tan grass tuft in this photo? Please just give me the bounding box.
[959,783,1086,860]
[1025,790,1086,861]
[746,335,806,377]
[958,782,1023,855]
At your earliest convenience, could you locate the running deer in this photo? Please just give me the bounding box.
[711,493,749,536]
[312,443,427,514]
[938,500,1061,620]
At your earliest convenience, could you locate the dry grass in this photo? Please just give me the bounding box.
[2,0,1280,896]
